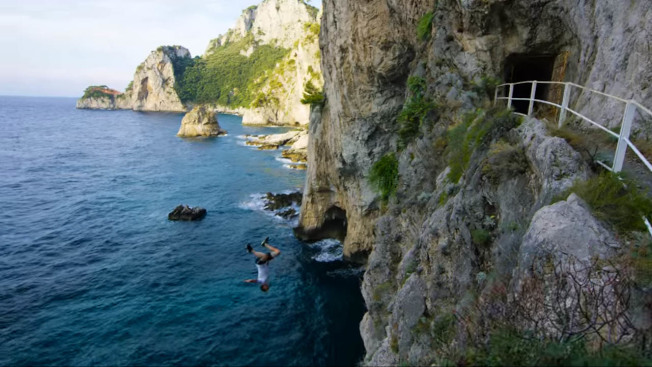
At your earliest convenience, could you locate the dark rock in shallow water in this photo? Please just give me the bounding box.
[277,208,298,219]
[168,205,207,221]
[264,192,302,211]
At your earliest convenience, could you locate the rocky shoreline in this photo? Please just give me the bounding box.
[244,129,309,169]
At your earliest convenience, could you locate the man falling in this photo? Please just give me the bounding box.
[244,237,281,292]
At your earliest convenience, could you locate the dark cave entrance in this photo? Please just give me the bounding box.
[293,205,348,243]
[320,206,348,242]
[504,54,557,114]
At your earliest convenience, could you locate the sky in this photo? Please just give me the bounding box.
[0,0,319,97]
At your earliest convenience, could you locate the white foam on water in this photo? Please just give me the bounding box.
[238,193,267,212]
[275,157,293,164]
[239,192,302,225]
[310,239,343,263]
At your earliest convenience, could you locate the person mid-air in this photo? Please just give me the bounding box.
[244,237,280,292]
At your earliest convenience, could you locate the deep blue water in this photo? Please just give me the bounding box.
[0,96,365,366]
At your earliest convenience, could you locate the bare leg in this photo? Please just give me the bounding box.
[251,250,267,260]
[262,243,281,257]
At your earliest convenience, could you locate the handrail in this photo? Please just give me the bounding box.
[494,80,652,236]
[494,80,651,174]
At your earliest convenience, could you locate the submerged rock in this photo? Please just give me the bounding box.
[177,105,227,137]
[168,205,207,221]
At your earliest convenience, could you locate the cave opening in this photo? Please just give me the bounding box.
[293,205,348,243]
[504,54,557,114]
[321,206,348,242]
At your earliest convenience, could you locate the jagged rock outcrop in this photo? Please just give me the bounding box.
[205,0,323,126]
[130,46,189,112]
[77,46,191,112]
[177,105,226,137]
[76,86,131,110]
[300,0,652,364]
[282,132,309,162]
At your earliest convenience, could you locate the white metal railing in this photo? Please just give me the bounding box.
[494,81,652,174]
[494,81,652,235]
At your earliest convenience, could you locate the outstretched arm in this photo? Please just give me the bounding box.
[244,279,258,283]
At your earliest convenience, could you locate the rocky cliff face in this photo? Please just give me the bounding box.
[205,0,322,126]
[300,0,652,364]
[77,46,190,112]
[76,94,131,110]
[129,46,189,112]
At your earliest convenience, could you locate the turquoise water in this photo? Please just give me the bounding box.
[0,96,365,366]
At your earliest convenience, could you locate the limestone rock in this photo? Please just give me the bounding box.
[264,191,302,211]
[262,191,302,220]
[130,46,190,112]
[177,105,226,137]
[168,205,207,221]
[245,130,303,149]
[205,0,322,126]
[206,0,317,52]
[518,193,619,273]
[76,86,131,110]
[302,0,652,363]
[281,133,309,162]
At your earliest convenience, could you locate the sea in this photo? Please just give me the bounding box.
[0,96,366,366]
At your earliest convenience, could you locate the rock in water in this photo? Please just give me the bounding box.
[177,105,227,137]
[264,192,303,211]
[168,205,207,221]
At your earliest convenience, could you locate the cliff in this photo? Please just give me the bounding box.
[77,0,321,126]
[299,0,652,364]
[76,86,131,110]
[182,0,323,126]
[77,46,191,112]
[129,46,190,112]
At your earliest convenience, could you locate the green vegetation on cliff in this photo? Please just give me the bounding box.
[562,172,652,233]
[446,107,521,183]
[300,81,325,106]
[397,76,438,149]
[174,34,289,107]
[417,12,434,41]
[369,153,399,203]
[82,85,113,99]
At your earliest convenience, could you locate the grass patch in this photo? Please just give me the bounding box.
[630,240,652,285]
[550,119,617,166]
[369,153,399,203]
[397,76,438,149]
[482,140,528,184]
[471,75,501,101]
[570,172,652,233]
[453,328,650,367]
[417,12,434,41]
[432,312,456,346]
[471,229,491,246]
[446,107,521,183]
